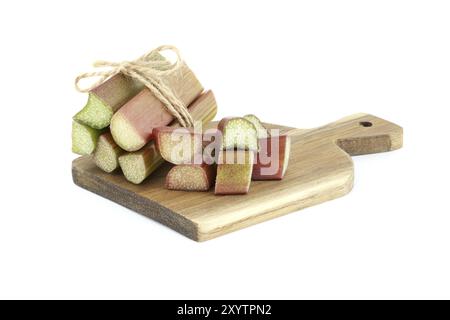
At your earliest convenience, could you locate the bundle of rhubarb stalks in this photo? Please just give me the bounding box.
[72,56,291,194]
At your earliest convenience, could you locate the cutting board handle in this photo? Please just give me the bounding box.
[288,113,403,156]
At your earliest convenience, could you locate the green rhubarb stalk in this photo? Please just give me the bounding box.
[215,150,254,195]
[73,74,143,129]
[93,132,125,172]
[118,143,165,184]
[71,121,103,155]
[73,53,166,129]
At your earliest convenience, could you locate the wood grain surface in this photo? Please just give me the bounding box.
[72,113,403,241]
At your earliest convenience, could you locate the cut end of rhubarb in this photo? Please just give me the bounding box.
[215,150,254,195]
[244,114,270,139]
[166,165,215,191]
[94,132,124,173]
[71,121,101,155]
[73,93,113,130]
[118,144,164,184]
[110,112,146,152]
[218,117,258,151]
[154,127,203,165]
[118,153,147,184]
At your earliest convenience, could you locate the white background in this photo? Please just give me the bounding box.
[0,0,449,299]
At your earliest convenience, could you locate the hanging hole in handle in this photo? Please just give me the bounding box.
[359,121,373,127]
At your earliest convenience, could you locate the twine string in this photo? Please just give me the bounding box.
[74,45,194,127]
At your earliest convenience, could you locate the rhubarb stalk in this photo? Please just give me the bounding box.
[252,135,291,180]
[118,143,164,184]
[71,121,103,155]
[110,62,204,151]
[93,132,125,173]
[166,164,216,191]
[153,127,203,165]
[73,74,143,129]
[215,150,254,195]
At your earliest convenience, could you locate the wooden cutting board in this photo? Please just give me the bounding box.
[72,113,403,241]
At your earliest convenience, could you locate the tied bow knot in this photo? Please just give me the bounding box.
[74,45,194,128]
